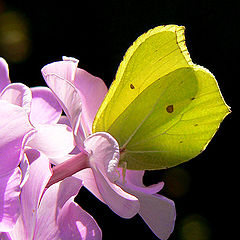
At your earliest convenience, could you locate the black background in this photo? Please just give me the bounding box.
[0,0,237,239]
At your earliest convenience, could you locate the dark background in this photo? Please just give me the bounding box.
[0,0,237,239]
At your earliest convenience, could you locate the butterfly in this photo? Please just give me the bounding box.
[93,25,230,170]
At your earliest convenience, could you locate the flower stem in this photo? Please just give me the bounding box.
[46,152,90,188]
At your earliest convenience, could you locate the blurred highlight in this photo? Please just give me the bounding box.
[179,214,211,240]
[162,167,191,198]
[0,10,31,63]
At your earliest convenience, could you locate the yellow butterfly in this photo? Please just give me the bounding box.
[93,25,230,170]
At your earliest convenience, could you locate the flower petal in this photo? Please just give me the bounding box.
[64,57,107,134]
[57,199,102,240]
[84,132,140,219]
[123,170,164,195]
[0,168,21,232]
[0,57,10,92]
[138,194,176,240]
[118,173,175,240]
[7,215,25,240]
[14,149,52,240]
[0,101,34,174]
[30,87,62,125]
[35,177,102,240]
[0,83,32,115]
[41,61,85,150]
[0,232,11,239]
[27,124,75,159]
[62,56,107,135]
[116,169,175,239]
[57,115,71,127]
[19,154,30,188]
[75,168,105,203]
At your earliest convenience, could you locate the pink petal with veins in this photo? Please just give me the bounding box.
[74,66,107,134]
[8,150,52,240]
[0,83,32,115]
[35,177,102,240]
[0,101,34,174]
[41,61,85,150]
[30,87,62,125]
[28,124,75,159]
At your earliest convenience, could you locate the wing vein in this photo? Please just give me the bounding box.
[121,75,178,148]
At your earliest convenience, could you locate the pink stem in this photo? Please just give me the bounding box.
[46,152,90,188]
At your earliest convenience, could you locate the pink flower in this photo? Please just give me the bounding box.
[0,57,75,231]
[0,101,34,231]
[0,58,75,160]
[1,57,101,239]
[0,58,34,231]
[42,57,176,239]
[1,149,101,240]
